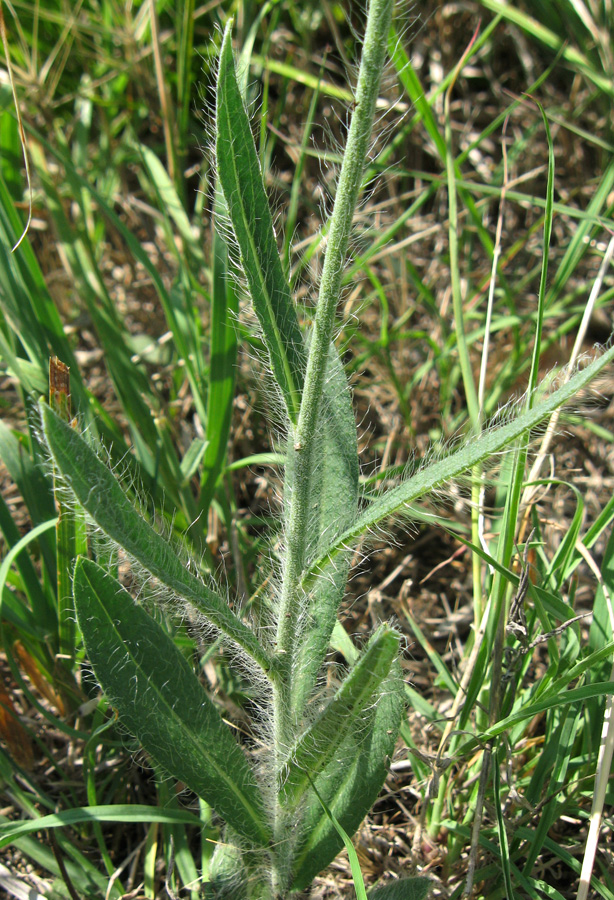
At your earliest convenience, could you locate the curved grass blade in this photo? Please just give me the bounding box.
[0,420,57,594]
[0,519,58,636]
[73,558,271,849]
[0,803,207,850]
[304,345,614,583]
[280,624,400,809]
[305,776,369,900]
[0,173,87,404]
[216,22,306,425]
[0,493,53,638]
[41,404,276,677]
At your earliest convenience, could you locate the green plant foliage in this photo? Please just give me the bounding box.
[2,0,614,897]
[368,878,434,900]
[73,557,271,849]
[216,23,306,425]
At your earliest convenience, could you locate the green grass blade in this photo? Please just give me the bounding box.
[546,156,614,307]
[0,420,57,591]
[0,803,207,850]
[0,491,53,634]
[176,0,196,169]
[526,98,554,402]
[23,120,209,428]
[73,558,271,849]
[304,776,369,900]
[478,0,614,98]
[444,33,479,428]
[137,142,204,267]
[492,742,514,898]
[0,174,88,405]
[41,405,276,676]
[216,22,306,425]
[0,519,58,633]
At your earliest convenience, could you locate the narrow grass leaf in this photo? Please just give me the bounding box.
[0,803,208,850]
[478,0,614,99]
[522,706,581,874]
[455,679,614,756]
[0,493,52,634]
[0,519,58,639]
[306,777,369,900]
[525,97,554,403]
[0,174,86,402]
[216,22,306,424]
[588,527,614,687]
[0,823,123,899]
[403,609,458,694]
[492,743,514,898]
[546,156,614,306]
[73,558,271,849]
[176,0,195,152]
[41,405,276,675]
[23,120,208,427]
[138,142,204,266]
[0,421,57,591]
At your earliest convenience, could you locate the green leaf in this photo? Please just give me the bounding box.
[41,404,276,676]
[138,142,205,266]
[199,184,239,518]
[304,345,614,581]
[287,344,359,720]
[0,490,53,637]
[0,420,57,594]
[0,518,58,641]
[0,172,85,400]
[0,803,206,849]
[73,558,271,849]
[216,22,306,424]
[290,660,404,891]
[302,776,369,900]
[281,624,400,809]
[368,877,433,900]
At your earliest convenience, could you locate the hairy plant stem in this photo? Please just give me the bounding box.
[275,0,394,707]
[271,0,394,892]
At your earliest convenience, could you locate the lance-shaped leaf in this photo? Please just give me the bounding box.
[73,558,271,849]
[368,879,433,900]
[198,184,239,519]
[303,346,614,583]
[280,624,400,809]
[41,405,275,676]
[290,661,404,891]
[216,22,306,424]
[286,344,359,722]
